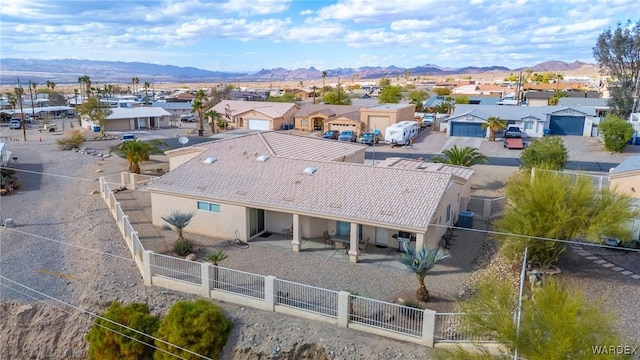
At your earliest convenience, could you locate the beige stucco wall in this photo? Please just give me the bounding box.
[360,105,416,135]
[300,216,329,239]
[105,119,132,131]
[265,211,294,234]
[610,172,640,199]
[150,192,249,241]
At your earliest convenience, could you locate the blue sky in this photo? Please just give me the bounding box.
[1,0,637,73]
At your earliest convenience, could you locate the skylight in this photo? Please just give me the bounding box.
[203,157,217,164]
[303,167,316,175]
[256,155,270,162]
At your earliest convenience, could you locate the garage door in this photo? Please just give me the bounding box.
[368,116,390,136]
[549,116,584,135]
[329,123,356,132]
[450,122,485,138]
[248,119,270,131]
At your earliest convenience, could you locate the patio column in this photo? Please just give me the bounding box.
[291,214,301,252]
[415,233,425,250]
[347,222,360,263]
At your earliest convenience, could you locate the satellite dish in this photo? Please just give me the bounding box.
[178,136,189,146]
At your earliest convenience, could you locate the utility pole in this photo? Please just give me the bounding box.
[28,80,36,119]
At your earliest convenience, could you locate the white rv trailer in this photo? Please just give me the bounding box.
[384,121,419,145]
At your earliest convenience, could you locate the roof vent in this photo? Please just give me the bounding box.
[256,155,270,162]
[203,157,217,164]
[303,167,317,175]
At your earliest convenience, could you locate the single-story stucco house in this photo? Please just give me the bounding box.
[145,132,474,263]
[443,104,601,138]
[209,100,299,131]
[87,107,172,131]
[295,103,416,140]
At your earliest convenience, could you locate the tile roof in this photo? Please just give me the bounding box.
[558,98,608,107]
[376,157,475,181]
[150,132,453,231]
[259,132,366,161]
[295,104,363,117]
[210,100,298,118]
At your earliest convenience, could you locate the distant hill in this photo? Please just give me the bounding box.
[0,58,598,85]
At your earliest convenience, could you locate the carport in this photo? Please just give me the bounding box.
[450,122,485,138]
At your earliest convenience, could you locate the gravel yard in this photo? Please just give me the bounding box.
[1,127,639,359]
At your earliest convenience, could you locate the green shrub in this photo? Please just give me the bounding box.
[56,129,85,150]
[519,136,568,171]
[85,302,160,360]
[599,113,634,152]
[173,238,193,256]
[154,299,233,360]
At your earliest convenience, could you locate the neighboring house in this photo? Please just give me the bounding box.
[444,104,601,138]
[145,132,474,263]
[227,90,268,101]
[93,107,171,131]
[557,97,609,117]
[523,90,600,107]
[209,100,299,131]
[294,104,362,132]
[3,106,75,120]
[152,101,193,123]
[629,113,640,145]
[360,103,416,137]
[608,156,640,242]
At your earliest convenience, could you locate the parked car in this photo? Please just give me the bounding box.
[180,114,196,122]
[121,134,137,142]
[338,130,357,142]
[358,132,379,145]
[504,126,523,138]
[321,130,340,140]
[9,120,21,129]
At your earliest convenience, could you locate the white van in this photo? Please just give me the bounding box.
[384,121,419,145]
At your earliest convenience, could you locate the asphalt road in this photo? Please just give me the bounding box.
[364,151,619,172]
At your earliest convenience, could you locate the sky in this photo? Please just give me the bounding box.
[1,0,638,73]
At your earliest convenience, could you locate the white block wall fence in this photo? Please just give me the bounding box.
[99,173,494,347]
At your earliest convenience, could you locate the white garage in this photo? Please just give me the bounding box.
[248,119,270,131]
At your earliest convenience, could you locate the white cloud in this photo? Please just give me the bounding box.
[219,0,292,16]
[299,9,313,15]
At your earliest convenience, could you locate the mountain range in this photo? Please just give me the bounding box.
[0,58,599,85]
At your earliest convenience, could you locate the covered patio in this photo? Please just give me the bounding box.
[253,209,426,264]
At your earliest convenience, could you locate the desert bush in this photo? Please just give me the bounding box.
[85,302,160,360]
[56,129,85,150]
[154,299,233,360]
[173,238,193,256]
[519,136,568,171]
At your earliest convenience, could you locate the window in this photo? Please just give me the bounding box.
[457,193,460,204]
[446,204,451,223]
[197,201,220,213]
[524,120,534,130]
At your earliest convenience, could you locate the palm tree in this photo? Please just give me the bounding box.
[14,86,26,141]
[431,146,488,167]
[161,211,195,241]
[205,109,221,133]
[321,71,328,95]
[45,81,55,90]
[192,89,207,136]
[311,86,318,104]
[205,250,228,288]
[399,245,449,302]
[109,139,165,173]
[132,77,139,96]
[143,81,151,103]
[5,92,17,109]
[78,75,91,101]
[481,116,507,141]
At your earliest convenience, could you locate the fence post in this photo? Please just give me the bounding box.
[201,262,210,298]
[483,199,491,220]
[337,291,350,328]
[422,309,436,347]
[142,250,153,286]
[264,276,276,312]
[129,173,137,190]
[120,172,127,188]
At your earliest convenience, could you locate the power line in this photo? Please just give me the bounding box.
[0,276,212,360]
